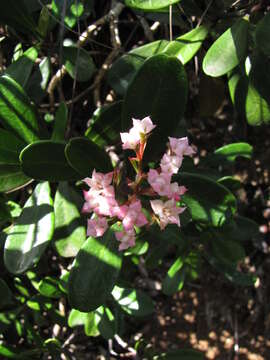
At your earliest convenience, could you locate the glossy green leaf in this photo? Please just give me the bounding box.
[0,129,31,193]
[68,308,89,327]
[84,309,102,337]
[86,101,123,148]
[63,46,96,82]
[107,40,168,96]
[68,227,122,312]
[227,68,248,117]
[54,182,86,257]
[125,0,181,10]
[4,182,54,274]
[65,137,112,177]
[122,54,188,161]
[162,257,185,295]
[0,75,40,143]
[163,25,208,64]
[52,0,85,28]
[179,173,236,226]
[203,19,248,77]
[112,286,154,317]
[38,276,62,298]
[213,142,253,162]
[245,83,270,126]
[20,141,81,181]
[154,349,204,360]
[0,279,13,309]
[255,12,270,56]
[217,176,242,192]
[6,47,38,87]
[51,103,68,142]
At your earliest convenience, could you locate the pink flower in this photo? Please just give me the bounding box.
[160,153,183,174]
[147,169,172,197]
[120,116,156,150]
[169,137,195,157]
[150,199,186,230]
[93,195,118,217]
[169,184,187,201]
[87,217,108,237]
[122,200,148,231]
[115,228,136,251]
[84,169,113,192]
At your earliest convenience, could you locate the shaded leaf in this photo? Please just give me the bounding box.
[255,12,270,56]
[63,46,96,82]
[51,102,68,142]
[162,257,185,295]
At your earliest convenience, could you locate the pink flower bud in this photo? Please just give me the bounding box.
[160,153,183,175]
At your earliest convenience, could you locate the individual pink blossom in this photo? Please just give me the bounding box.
[115,228,136,251]
[169,137,195,157]
[169,184,187,201]
[84,169,113,192]
[122,200,148,231]
[147,169,172,197]
[150,199,186,230]
[160,153,183,175]
[93,195,118,217]
[120,116,156,150]
[87,217,108,237]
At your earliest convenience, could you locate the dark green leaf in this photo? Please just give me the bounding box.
[125,0,181,10]
[163,25,208,64]
[68,226,122,312]
[112,286,154,317]
[0,279,13,309]
[51,102,68,142]
[20,141,81,181]
[203,19,249,77]
[179,172,237,226]
[154,349,204,359]
[211,239,245,265]
[122,54,188,161]
[162,257,185,295]
[0,75,40,143]
[63,46,96,82]
[5,47,38,87]
[65,137,112,176]
[255,12,270,56]
[54,182,86,257]
[4,182,54,274]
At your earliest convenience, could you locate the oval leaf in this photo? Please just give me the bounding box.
[162,257,185,295]
[125,0,181,10]
[63,46,96,82]
[203,19,248,77]
[255,12,270,56]
[68,227,122,312]
[65,137,112,177]
[20,140,81,181]
[4,182,54,274]
[0,75,40,143]
[122,54,188,160]
[54,182,86,257]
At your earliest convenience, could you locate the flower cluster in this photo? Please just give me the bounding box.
[82,116,195,251]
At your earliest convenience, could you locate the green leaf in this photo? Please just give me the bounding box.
[255,12,270,56]
[20,140,81,181]
[51,103,68,142]
[122,54,188,161]
[203,19,249,77]
[125,0,181,10]
[245,83,270,126]
[38,276,62,298]
[0,75,40,143]
[4,182,54,274]
[52,0,85,28]
[211,238,245,265]
[162,257,185,295]
[179,173,237,226]
[63,46,96,82]
[154,349,204,360]
[65,137,112,177]
[112,286,154,317]
[0,128,31,193]
[54,182,86,257]
[163,25,208,64]
[86,101,123,148]
[5,47,38,87]
[68,227,122,312]
[107,40,168,96]
[84,310,101,337]
[212,142,253,163]
[68,308,89,327]
[0,279,13,309]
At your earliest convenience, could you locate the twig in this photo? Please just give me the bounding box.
[169,5,173,41]
[47,1,125,108]
[138,17,154,42]
[197,0,214,27]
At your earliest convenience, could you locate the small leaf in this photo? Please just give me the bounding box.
[51,102,68,142]
[54,182,86,257]
[245,83,270,126]
[112,286,154,317]
[203,19,249,77]
[162,257,185,295]
[212,142,253,164]
[65,137,112,176]
[163,25,209,64]
[255,12,270,56]
[63,46,96,82]
[122,54,188,161]
[125,0,181,10]
[178,173,237,227]
[68,226,122,312]
[154,349,204,360]
[5,47,38,87]
[38,276,62,299]
[4,182,54,274]
[20,140,81,181]
[0,75,40,143]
